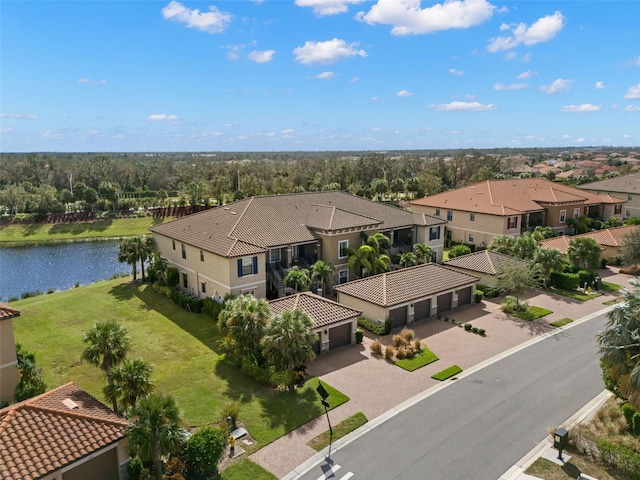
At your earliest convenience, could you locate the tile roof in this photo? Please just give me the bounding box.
[539,225,638,254]
[443,250,527,275]
[269,292,361,328]
[579,173,640,194]
[408,179,624,216]
[0,302,20,321]
[0,382,128,480]
[411,212,447,226]
[151,191,420,258]
[334,263,479,307]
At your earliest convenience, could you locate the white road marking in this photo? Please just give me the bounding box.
[316,464,341,480]
[340,472,354,479]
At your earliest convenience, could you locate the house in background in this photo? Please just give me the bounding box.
[0,302,20,405]
[335,263,479,329]
[539,225,639,262]
[0,382,129,480]
[579,173,640,219]
[408,179,624,248]
[269,292,361,354]
[442,250,528,288]
[150,191,446,300]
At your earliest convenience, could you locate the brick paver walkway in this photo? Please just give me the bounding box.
[248,268,632,478]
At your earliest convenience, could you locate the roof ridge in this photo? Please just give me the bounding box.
[228,196,254,239]
[487,180,495,206]
[381,273,387,305]
[1,382,76,413]
[22,403,129,427]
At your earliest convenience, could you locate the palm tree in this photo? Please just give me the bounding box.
[261,309,317,390]
[366,232,391,256]
[347,244,390,278]
[598,279,640,408]
[82,321,129,411]
[534,248,565,287]
[103,358,154,414]
[218,295,270,358]
[568,237,601,269]
[488,235,517,255]
[310,260,335,296]
[284,266,312,292]
[399,252,418,268]
[126,393,187,479]
[413,243,434,264]
[513,232,538,260]
[131,235,154,281]
[567,215,594,235]
[118,238,138,280]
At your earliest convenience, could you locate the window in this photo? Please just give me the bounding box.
[270,249,281,263]
[559,210,566,223]
[469,235,474,242]
[242,289,256,297]
[182,273,188,289]
[573,208,580,219]
[507,216,518,229]
[181,243,187,260]
[435,208,440,216]
[338,240,349,259]
[629,195,633,201]
[200,250,204,262]
[237,257,258,277]
[447,210,453,221]
[470,213,475,222]
[429,226,441,241]
[338,269,348,284]
[201,282,206,294]
[627,210,631,218]
[615,204,623,215]
[172,240,176,250]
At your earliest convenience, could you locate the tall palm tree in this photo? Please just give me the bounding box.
[347,245,390,278]
[567,215,594,235]
[261,309,317,390]
[284,266,312,292]
[118,238,138,280]
[488,235,517,255]
[103,358,154,414]
[513,232,538,260]
[217,295,270,358]
[413,243,434,264]
[399,252,418,268]
[534,248,565,287]
[82,321,129,411]
[310,260,335,296]
[131,235,154,281]
[126,393,187,479]
[568,237,601,269]
[366,232,391,256]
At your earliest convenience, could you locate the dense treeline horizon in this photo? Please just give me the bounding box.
[0,147,638,217]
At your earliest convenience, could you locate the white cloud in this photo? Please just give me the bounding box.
[295,0,365,16]
[493,82,528,91]
[487,11,564,52]
[314,71,335,79]
[356,0,495,36]
[594,81,607,89]
[631,56,640,67]
[78,77,107,85]
[248,50,276,63]
[282,129,294,134]
[293,38,367,65]
[396,90,414,97]
[522,53,532,62]
[540,78,574,94]
[449,68,464,75]
[626,105,640,112]
[0,112,39,119]
[575,137,585,143]
[624,83,640,99]
[147,114,179,122]
[517,70,536,80]
[162,1,232,34]
[429,101,495,111]
[562,134,571,139]
[624,134,632,139]
[349,76,360,82]
[560,104,602,112]
[225,45,243,60]
[371,96,380,101]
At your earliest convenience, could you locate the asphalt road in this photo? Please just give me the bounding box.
[296,313,608,480]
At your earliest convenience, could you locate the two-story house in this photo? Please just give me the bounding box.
[408,178,624,248]
[579,173,640,220]
[150,191,446,300]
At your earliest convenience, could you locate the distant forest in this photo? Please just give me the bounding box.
[0,147,637,218]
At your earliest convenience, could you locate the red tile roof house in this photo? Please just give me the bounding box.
[269,292,361,354]
[0,302,21,405]
[0,382,130,480]
[408,178,625,249]
[539,225,639,262]
[443,250,529,288]
[150,191,446,300]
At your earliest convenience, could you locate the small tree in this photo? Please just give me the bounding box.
[496,260,541,309]
[218,295,270,360]
[284,266,312,292]
[118,238,138,280]
[310,260,335,296]
[534,248,565,287]
[567,237,601,269]
[621,226,640,266]
[488,235,516,255]
[14,344,47,402]
[413,243,433,264]
[448,244,471,259]
[185,426,226,479]
[103,358,154,414]
[399,252,418,268]
[513,232,538,260]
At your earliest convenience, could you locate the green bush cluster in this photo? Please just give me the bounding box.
[384,317,393,335]
[357,316,386,335]
[549,271,580,290]
[463,323,486,336]
[151,282,203,313]
[501,296,528,314]
[597,438,640,478]
[476,284,499,298]
[202,297,223,321]
[621,403,640,436]
[474,290,484,303]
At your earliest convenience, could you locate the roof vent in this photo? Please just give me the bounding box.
[231,212,237,215]
[62,398,79,410]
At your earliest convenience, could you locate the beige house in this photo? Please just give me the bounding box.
[0,382,130,480]
[0,302,20,404]
[579,173,640,219]
[408,179,624,248]
[539,225,639,261]
[150,192,446,300]
[443,250,528,287]
[269,292,361,354]
[335,263,479,329]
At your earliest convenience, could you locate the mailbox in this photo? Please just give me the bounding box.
[553,428,569,460]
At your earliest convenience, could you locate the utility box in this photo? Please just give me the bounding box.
[553,428,569,460]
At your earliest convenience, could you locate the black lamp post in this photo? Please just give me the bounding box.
[316,380,333,447]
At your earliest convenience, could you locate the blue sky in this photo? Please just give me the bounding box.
[2,0,639,152]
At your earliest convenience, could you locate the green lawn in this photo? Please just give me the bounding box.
[432,365,462,381]
[307,412,368,451]
[0,217,170,246]
[603,298,624,306]
[550,318,573,328]
[515,306,553,321]
[525,455,622,480]
[10,278,348,452]
[394,347,439,372]
[220,459,277,480]
[545,287,602,301]
[601,281,621,293]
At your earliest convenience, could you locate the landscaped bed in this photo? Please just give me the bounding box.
[546,287,602,301]
[550,318,573,328]
[307,412,368,451]
[432,365,462,381]
[515,306,553,321]
[394,347,439,372]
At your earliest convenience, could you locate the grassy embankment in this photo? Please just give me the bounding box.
[11,278,349,453]
[0,216,170,247]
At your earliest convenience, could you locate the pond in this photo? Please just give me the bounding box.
[0,240,131,301]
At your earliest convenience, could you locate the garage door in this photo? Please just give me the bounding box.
[414,299,432,322]
[457,286,473,306]
[329,323,352,350]
[389,305,407,329]
[437,292,452,314]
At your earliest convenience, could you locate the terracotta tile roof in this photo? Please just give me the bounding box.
[334,263,479,307]
[579,173,640,195]
[443,250,527,275]
[0,383,128,480]
[408,179,624,216]
[538,236,571,254]
[151,192,419,257]
[539,225,638,254]
[269,292,361,328]
[0,302,20,321]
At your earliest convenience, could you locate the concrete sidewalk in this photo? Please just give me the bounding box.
[248,268,630,479]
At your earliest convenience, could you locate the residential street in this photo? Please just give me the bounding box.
[295,312,608,480]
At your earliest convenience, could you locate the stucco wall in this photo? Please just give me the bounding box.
[337,293,388,324]
[0,319,19,404]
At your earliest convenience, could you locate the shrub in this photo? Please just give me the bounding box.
[357,316,386,335]
[166,267,180,288]
[396,346,407,360]
[501,296,528,313]
[127,456,149,480]
[474,290,484,303]
[620,265,640,275]
[632,412,640,436]
[400,328,414,342]
[370,339,383,356]
[384,345,395,360]
[185,426,226,479]
[219,400,241,432]
[464,323,472,331]
[384,317,393,335]
[47,288,55,294]
[448,244,472,259]
[601,258,609,268]
[20,290,44,299]
[622,403,636,429]
[549,271,580,290]
[577,269,597,289]
[203,298,223,321]
[392,334,404,348]
[355,328,364,344]
[471,327,479,334]
[596,439,640,478]
[478,328,486,336]
[476,284,499,298]
[413,339,422,352]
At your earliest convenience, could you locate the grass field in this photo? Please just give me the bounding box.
[394,347,439,372]
[221,460,277,480]
[10,278,348,452]
[0,217,170,246]
[515,306,553,321]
